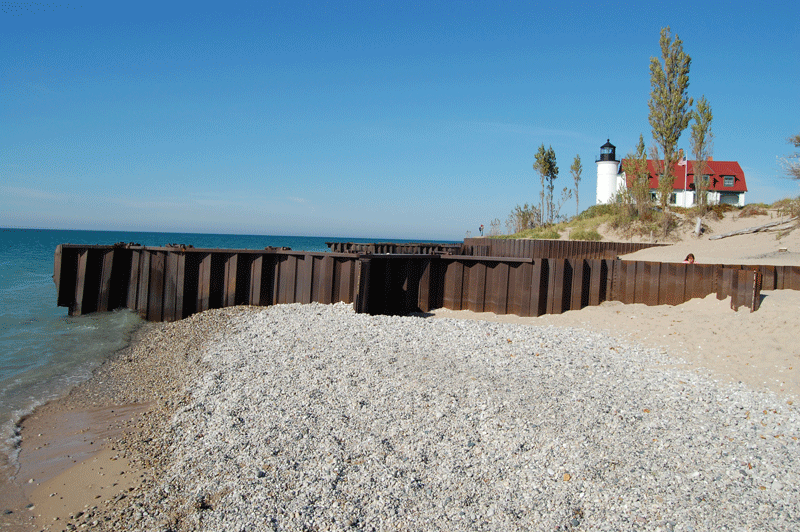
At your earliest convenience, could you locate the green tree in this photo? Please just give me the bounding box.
[507,203,541,233]
[552,186,573,223]
[534,144,559,224]
[648,27,693,209]
[781,133,800,180]
[545,146,559,223]
[622,134,651,218]
[533,144,548,221]
[690,95,713,211]
[570,154,582,215]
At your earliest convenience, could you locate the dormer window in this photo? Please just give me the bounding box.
[723,176,734,187]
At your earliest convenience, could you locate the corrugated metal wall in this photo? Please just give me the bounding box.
[360,257,780,316]
[54,245,360,321]
[55,243,798,321]
[326,242,462,254]
[461,238,667,259]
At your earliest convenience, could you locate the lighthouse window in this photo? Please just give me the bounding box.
[723,176,734,187]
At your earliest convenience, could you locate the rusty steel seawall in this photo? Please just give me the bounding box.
[359,256,780,316]
[326,242,462,254]
[54,244,363,321]
[461,238,668,259]
[55,243,797,321]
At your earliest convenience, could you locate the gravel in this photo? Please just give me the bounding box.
[91,302,800,531]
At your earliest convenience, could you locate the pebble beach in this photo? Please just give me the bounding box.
[10,301,800,531]
[5,210,800,531]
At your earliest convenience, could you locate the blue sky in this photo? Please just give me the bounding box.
[2,1,798,241]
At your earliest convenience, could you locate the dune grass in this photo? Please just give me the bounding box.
[493,197,800,241]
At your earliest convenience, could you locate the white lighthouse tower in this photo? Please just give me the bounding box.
[596,139,623,204]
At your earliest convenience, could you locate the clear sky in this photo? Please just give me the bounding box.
[2,1,798,241]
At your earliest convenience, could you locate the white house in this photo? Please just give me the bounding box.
[595,139,748,207]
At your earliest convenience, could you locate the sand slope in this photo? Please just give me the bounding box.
[429,210,800,398]
[604,209,800,265]
[428,289,800,399]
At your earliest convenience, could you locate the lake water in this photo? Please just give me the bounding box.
[0,228,456,453]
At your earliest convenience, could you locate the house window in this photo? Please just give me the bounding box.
[669,192,677,205]
[723,176,734,187]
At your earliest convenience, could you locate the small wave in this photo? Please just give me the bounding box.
[0,309,144,459]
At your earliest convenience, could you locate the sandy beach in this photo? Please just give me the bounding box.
[2,209,800,531]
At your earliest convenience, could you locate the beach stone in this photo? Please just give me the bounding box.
[66,303,800,531]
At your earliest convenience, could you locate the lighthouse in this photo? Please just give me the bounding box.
[596,139,622,204]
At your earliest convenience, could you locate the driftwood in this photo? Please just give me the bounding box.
[709,216,798,240]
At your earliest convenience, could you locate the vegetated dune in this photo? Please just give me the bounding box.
[597,208,800,266]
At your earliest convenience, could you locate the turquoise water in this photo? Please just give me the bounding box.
[0,228,455,450]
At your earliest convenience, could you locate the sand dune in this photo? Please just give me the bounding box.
[602,208,800,265]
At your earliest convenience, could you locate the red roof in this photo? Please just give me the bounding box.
[621,160,747,192]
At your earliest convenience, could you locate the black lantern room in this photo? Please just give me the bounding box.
[599,139,617,162]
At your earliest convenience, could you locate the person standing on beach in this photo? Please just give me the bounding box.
[683,253,695,264]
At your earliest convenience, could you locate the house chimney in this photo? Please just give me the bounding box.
[708,156,713,161]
